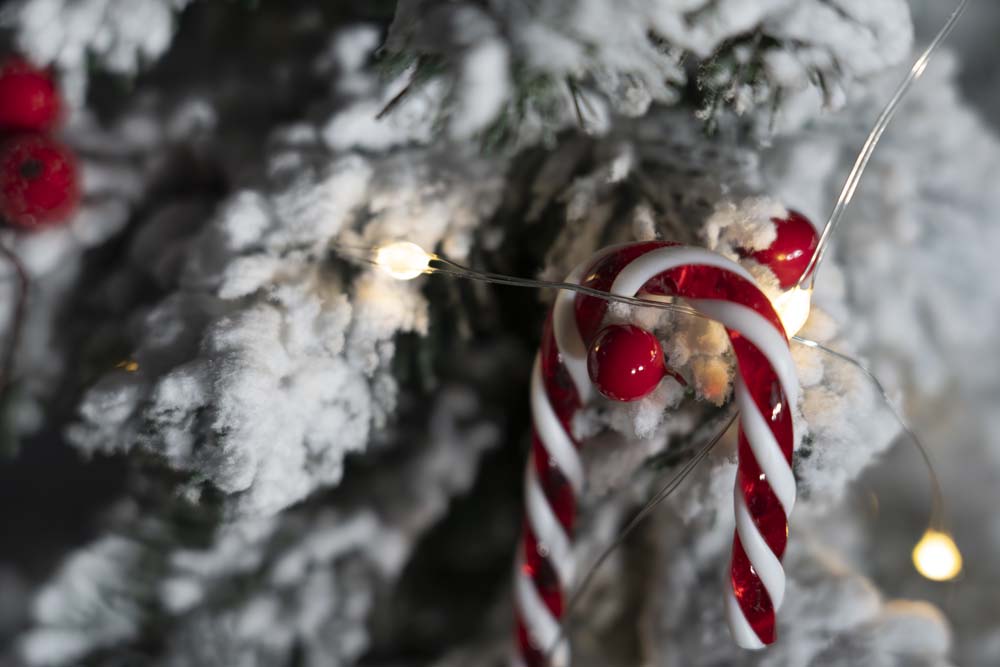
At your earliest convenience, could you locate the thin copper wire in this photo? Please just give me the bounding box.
[800,0,971,288]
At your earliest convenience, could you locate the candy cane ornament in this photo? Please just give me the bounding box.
[513,241,799,666]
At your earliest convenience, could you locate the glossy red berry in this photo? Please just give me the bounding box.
[587,324,665,401]
[742,210,819,289]
[0,58,61,132]
[0,134,79,230]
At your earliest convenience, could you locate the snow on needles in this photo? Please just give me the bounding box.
[68,145,504,518]
[2,0,192,104]
[24,386,499,666]
[385,0,913,145]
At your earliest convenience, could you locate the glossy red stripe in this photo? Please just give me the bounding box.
[731,336,793,462]
[731,536,776,644]
[575,241,675,343]
[522,522,565,617]
[519,243,795,662]
[737,438,789,557]
[647,265,786,337]
[516,618,549,667]
[532,434,576,533]
[539,314,581,428]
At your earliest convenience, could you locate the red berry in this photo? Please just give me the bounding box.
[587,324,665,401]
[742,210,819,289]
[0,134,79,230]
[0,57,61,132]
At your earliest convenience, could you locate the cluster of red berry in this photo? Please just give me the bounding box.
[0,57,78,231]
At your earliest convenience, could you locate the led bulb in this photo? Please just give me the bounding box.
[773,286,812,337]
[912,529,962,582]
[374,241,432,280]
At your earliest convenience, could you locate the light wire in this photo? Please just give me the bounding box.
[543,411,738,661]
[791,335,945,528]
[332,240,949,649]
[800,0,971,289]
[333,243,946,532]
[337,5,972,654]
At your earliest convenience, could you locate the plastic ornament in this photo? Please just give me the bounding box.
[742,210,819,289]
[0,57,61,132]
[587,324,666,401]
[0,134,79,230]
[515,242,799,666]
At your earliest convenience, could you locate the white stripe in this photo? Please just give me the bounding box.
[734,382,796,514]
[514,558,569,666]
[553,263,592,403]
[607,245,797,404]
[515,554,560,648]
[550,641,569,667]
[553,244,628,402]
[726,586,767,650]
[734,487,786,608]
[525,457,575,589]
[610,246,757,297]
[688,299,799,406]
[610,247,796,401]
[606,244,798,649]
[531,356,585,496]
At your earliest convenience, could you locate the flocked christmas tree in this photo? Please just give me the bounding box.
[1,1,999,666]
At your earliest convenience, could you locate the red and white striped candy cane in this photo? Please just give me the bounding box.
[514,242,799,665]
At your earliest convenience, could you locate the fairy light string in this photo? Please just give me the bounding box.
[553,410,738,651]
[792,336,961,582]
[793,0,970,583]
[331,229,963,662]
[799,0,971,289]
[341,238,961,581]
[337,242,709,322]
[334,3,972,656]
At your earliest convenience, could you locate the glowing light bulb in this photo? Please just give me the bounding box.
[773,286,812,337]
[912,529,962,582]
[374,241,432,280]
